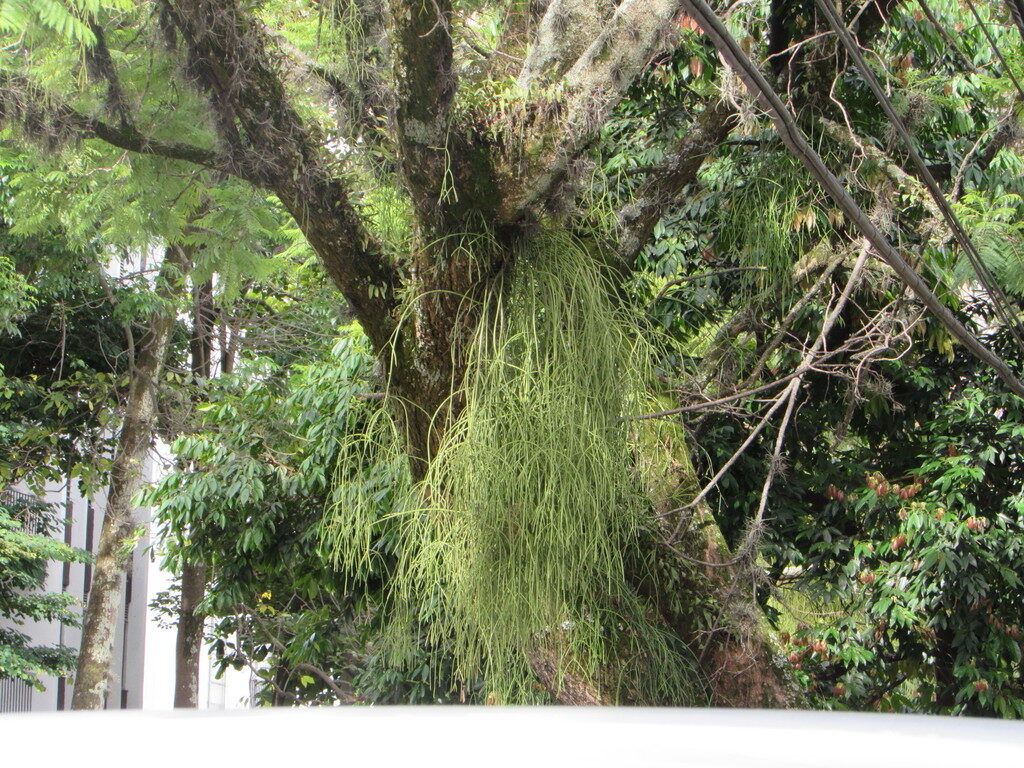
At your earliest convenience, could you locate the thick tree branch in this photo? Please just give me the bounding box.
[85,22,133,126]
[260,6,395,171]
[73,243,192,709]
[388,0,502,235]
[0,71,227,171]
[84,118,224,168]
[162,0,401,352]
[163,0,323,183]
[516,0,615,90]
[389,0,458,229]
[506,0,689,220]
[616,100,736,263]
[257,22,365,128]
[477,1,547,81]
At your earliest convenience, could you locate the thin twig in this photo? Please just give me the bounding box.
[679,0,1024,397]
[664,243,870,565]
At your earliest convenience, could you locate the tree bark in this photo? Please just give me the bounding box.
[157,1,797,706]
[173,562,207,707]
[671,515,803,707]
[173,278,214,708]
[72,245,189,710]
[629,421,804,707]
[516,0,615,90]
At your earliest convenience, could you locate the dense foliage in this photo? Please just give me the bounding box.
[0,493,89,687]
[753,308,1024,716]
[145,325,448,703]
[4,0,1024,714]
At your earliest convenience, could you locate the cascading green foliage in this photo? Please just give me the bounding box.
[325,232,702,703]
[322,398,412,585]
[714,152,821,300]
[0,0,130,46]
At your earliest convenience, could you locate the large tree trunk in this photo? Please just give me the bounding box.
[625,413,802,707]
[72,246,188,710]
[8,0,1014,710]
[57,0,814,708]
[657,512,803,707]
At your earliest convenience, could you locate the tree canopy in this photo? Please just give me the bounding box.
[2,0,1024,714]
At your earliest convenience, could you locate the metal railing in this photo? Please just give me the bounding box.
[0,676,33,713]
[0,487,46,533]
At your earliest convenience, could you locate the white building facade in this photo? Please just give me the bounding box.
[0,475,150,712]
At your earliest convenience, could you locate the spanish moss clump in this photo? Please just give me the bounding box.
[326,232,702,703]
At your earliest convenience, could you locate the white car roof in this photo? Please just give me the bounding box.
[2,706,1022,766]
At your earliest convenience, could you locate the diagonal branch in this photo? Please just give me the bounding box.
[616,100,736,263]
[915,0,979,73]
[161,0,401,352]
[162,0,321,183]
[963,0,1024,99]
[617,0,905,268]
[664,243,873,567]
[813,0,1024,350]
[257,19,390,152]
[679,0,1024,398]
[1007,0,1024,41]
[0,70,228,172]
[516,0,615,90]
[84,21,133,127]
